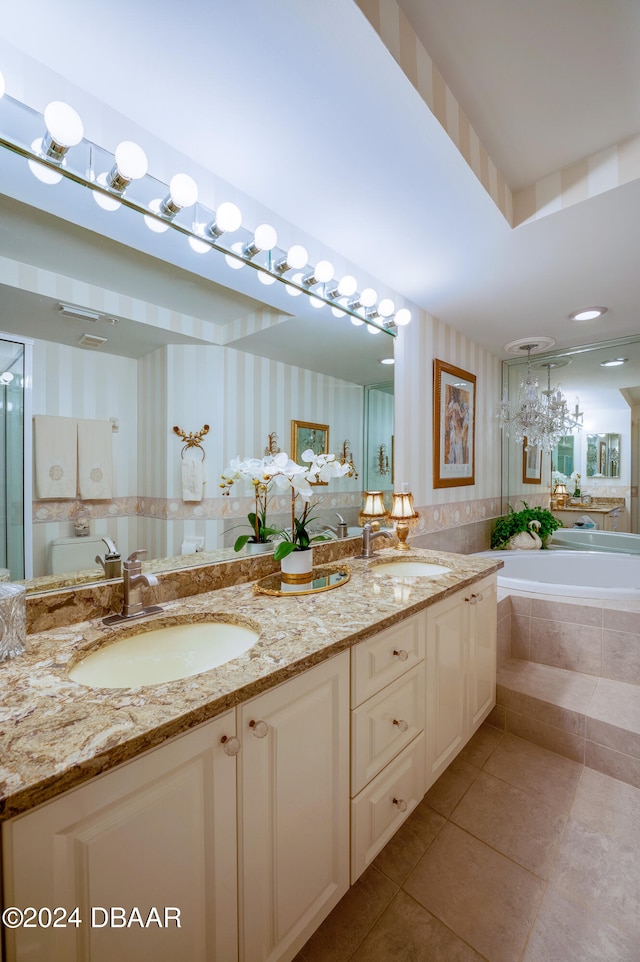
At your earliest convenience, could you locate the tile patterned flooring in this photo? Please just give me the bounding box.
[296,725,640,962]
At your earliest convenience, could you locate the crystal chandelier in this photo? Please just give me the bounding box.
[497,344,583,451]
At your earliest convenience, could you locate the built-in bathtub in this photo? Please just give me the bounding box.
[549,528,640,554]
[478,549,640,600]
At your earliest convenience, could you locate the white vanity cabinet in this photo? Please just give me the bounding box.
[425,575,497,789]
[2,651,350,962]
[349,613,427,881]
[2,709,239,962]
[237,652,350,962]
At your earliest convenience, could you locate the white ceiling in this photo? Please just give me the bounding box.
[1,0,640,372]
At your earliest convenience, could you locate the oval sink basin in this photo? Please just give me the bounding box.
[372,561,451,578]
[69,619,260,689]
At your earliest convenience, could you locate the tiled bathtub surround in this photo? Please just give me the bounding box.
[493,590,640,790]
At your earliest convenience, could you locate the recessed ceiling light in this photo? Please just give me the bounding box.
[600,357,628,367]
[380,357,394,365]
[569,306,608,321]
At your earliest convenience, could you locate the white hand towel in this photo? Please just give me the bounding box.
[78,419,113,500]
[34,415,77,499]
[181,458,206,501]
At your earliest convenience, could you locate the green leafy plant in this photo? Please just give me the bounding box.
[272,502,331,562]
[491,501,563,549]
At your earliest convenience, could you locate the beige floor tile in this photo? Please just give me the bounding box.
[423,758,479,817]
[373,798,446,885]
[404,822,545,962]
[351,891,486,962]
[451,770,566,878]
[295,866,397,962]
[550,816,640,940]
[456,722,504,768]
[484,733,582,812]
[522,885,639,962]
[571,766,640,840]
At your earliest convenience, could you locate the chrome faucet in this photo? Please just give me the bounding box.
[361,522,395,558]
[323,513,349,539]
[103,549,163,625]
[95,536,122,580]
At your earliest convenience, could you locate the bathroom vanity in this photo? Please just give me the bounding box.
[552,500,627,531]
[0,548,500,962]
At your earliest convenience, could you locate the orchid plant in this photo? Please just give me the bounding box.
[220,456,280,551]
[220,449,351,556]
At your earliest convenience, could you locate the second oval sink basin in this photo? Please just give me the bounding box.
[372,561,451,578]
[69,619,260,689]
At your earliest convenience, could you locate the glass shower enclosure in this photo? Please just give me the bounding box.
[0,334,32,580]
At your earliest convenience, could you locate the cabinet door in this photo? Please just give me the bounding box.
[467,576,498,731]
[425,591,467,788]
[238,651,350,962]
[2,711,238,962]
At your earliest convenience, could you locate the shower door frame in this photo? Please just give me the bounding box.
[0,330,33,580]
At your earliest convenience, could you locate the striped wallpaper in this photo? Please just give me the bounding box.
[355,0,640,227]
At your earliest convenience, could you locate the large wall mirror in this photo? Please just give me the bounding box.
[0,192,395,591]
[501,335,640,532]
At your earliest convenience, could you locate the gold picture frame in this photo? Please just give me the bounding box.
[433,359,476,488]
[522,437,542,484]
[290,420,329,465]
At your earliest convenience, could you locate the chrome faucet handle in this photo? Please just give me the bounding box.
[101,536,119,557]
[125,549,148,566]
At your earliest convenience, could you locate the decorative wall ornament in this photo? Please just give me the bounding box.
[433,359,476,488]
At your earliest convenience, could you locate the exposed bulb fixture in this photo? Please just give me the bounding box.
[380,357,395,365]
[327,274,358,299]
[41,101,84,161]
[257,271,277,286]
[309,294,325,308]
[225,242,245,269]
[569,306,608,321]
[106,141,148,192]
[188,231,211,254]
[366,323,381,334]
[348,288,376,311]
[275,244,308,273]
[284,272,304,295]
[206,201,242,237]
[302,259,334,286]
[368,298,395,321]
[0,371,14,384]
[160,173,199,217]
[600,357,627,367]
[242,223,278,257]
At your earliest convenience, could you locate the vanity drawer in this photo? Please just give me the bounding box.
[351,612,425,708]
[351,733,425,882]
[351,664,425,795]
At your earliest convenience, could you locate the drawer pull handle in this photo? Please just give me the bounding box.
[466,594,477,605]
[393,718,409,733]
[250,719,269,739]
[393,797,408,812]
[220,735,241,756]
[393,648,409,661]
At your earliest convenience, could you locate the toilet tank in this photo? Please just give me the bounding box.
[48,536,105,575]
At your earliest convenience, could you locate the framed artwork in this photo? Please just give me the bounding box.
[433,359,476,488]
[522,438,542,484]
[290,420,329,464]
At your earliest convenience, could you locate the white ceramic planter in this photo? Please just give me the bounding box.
[280,548,314,584]
[245,541,274,555]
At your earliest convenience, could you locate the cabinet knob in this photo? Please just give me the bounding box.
[466,595,477,605]
[249,719,269,739]
[393,797,408,812]
[393,648,409,661]
[393,718,409,733]
[220,735,241,756]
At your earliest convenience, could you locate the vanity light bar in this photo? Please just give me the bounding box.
[0,90,412,334]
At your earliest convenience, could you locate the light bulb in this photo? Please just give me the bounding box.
[0,371,14,384]
[338,275,357,296]
[215,201,242,233]
[189,234,210,254]
[257,271,276,286]
[225,242,245,269]
[43,101,84,155]
[360,288,377,308]
[144,199,170,232]
[285,272,304,295]
[114,141,148,181]
[394,308,411,326]
[254,223,277,251]
[366,323,382,334]
[310,294,324,308]
[169,173,198,208]
[93,173,121,211]
[314,260,334,283]
[287,245,307,269]
[378,298,395,317]
[28,154,62,185]
[331,302,346,317]
[350,316,365,327]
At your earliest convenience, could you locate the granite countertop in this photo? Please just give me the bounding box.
[552,503,623,514]
[0,547,501,821]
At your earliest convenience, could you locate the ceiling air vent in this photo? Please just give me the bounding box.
[58,302,102,322]
[77,333,107,348]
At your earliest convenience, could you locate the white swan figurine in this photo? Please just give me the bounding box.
[507,519,542,550]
